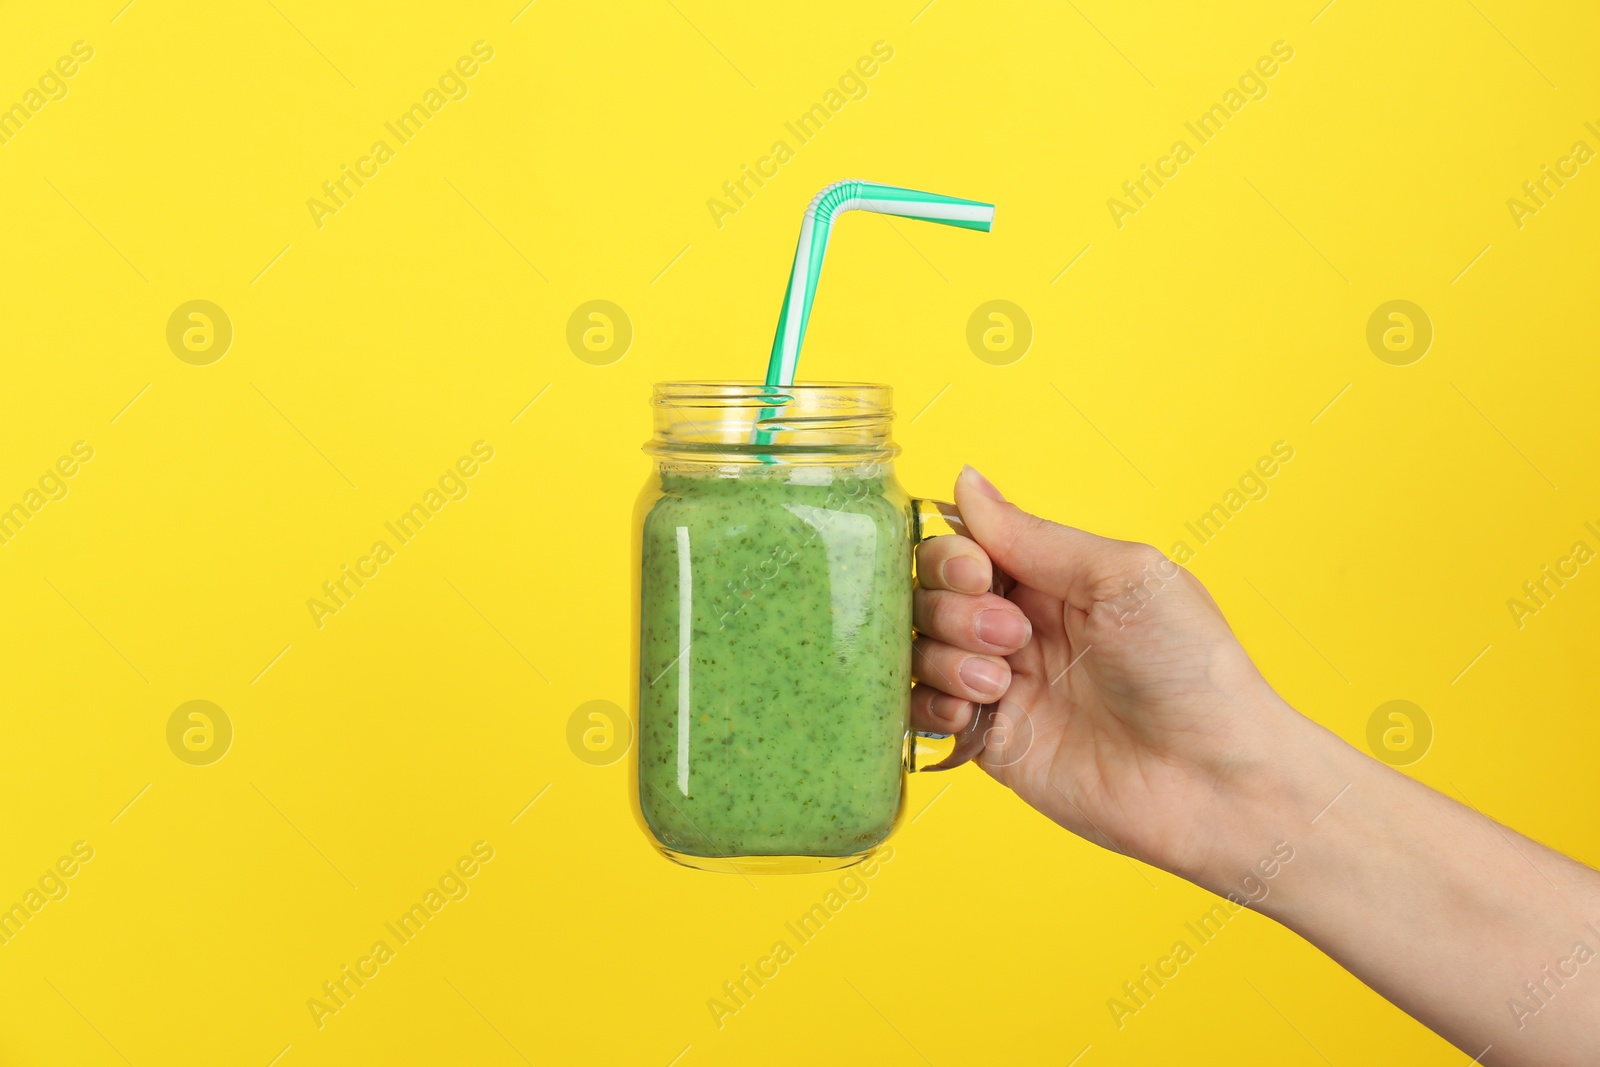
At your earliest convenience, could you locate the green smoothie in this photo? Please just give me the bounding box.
[637,464,912,859]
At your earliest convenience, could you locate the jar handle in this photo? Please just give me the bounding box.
[907,498,1013,773]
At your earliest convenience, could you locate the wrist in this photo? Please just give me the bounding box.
[1181,694,1356,902]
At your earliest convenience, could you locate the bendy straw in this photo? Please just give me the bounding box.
[764,180,996,389]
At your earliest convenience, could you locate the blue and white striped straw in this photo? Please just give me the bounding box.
[764,180,995,389]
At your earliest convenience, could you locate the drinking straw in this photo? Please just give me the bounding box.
[754,181,995,449]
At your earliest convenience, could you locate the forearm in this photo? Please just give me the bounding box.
[1202,706,1600,1065]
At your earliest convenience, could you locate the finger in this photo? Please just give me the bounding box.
[915,534,992,594]
[912,636,1010,703]
[1006,582,1075,686]
[954,465,1175,612]
[914,588,1031,653]
[910,684,976,734]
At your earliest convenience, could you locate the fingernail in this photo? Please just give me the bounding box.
[929,692,971,726]
[960,464,1005,502]
[942,555,988,594]
[974,608,1030,649]
[958,657,1008,698]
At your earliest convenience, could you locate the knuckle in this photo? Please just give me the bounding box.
[993,508,1037,560]
[1123,542,1168,571]
[1021,511,1056,541]
[1089,570,1138,601]
[939,532,977,554]
[1083,597,1128,636]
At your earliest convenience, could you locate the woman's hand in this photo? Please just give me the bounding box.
[913,466,1314,886]
[911,466,1600,1066]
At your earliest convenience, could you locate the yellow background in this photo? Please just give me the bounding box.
[2,0,1597,1063]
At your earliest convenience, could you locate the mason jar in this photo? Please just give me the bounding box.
[631,381,971,875]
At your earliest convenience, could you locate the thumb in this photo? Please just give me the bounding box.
[953,466,1164,612]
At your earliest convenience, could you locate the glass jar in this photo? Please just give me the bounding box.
[631,381,958,874]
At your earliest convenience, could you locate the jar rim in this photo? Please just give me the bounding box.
[656,377,896,406]
[647,381,895,457]
[652,380,888,387]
